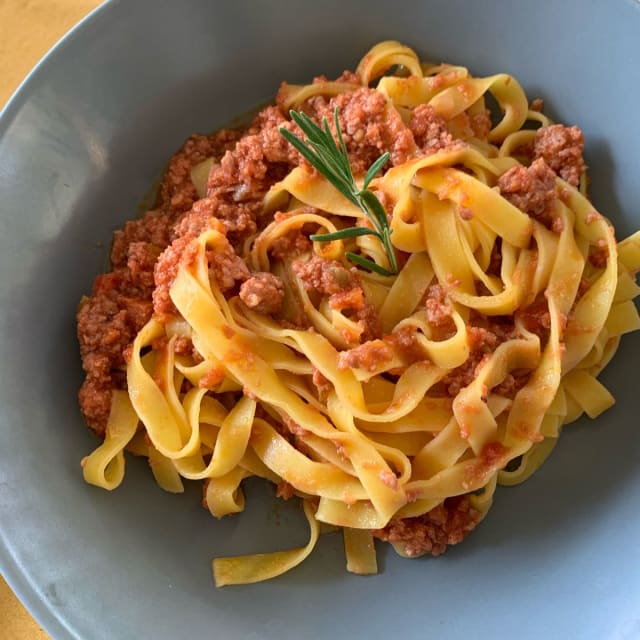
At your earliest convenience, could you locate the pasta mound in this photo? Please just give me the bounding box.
[78,41,640,586]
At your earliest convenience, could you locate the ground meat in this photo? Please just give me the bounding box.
[408,104,457,154]
[589,240,609,268]
[173,336,201,361]
[352,299,381,343]
[493,370,530,397]
[440,317,519,397]
[77,374,113,436]
[441,346,488,397]
[467,325,500,353]
[126,242,161,290]
[311,367,333,399]
[206,239,251,292]
[153,108,303,315]
[533,124,586,187]
[207,106,298,206]
[437,310,536,400]
[425,284,453,327]
[292,255,379,340]
[516,297,551,337]
[337,339,394,372]
[152,200,218,315]
[77,77,423,435]
[269,226,313,261]
[239,272,285,315]
[157,131,242,216]
[373,495,482,557]
[469,109,492,140]
[293,255,360,295]
[313,87,417,173]
[328,287,366,312]
[497,158,558,228]
[111,210,174,269]
[487,239,502,276]
[385,326,426,365]
[335,70,361,84]
[77,270,153,435]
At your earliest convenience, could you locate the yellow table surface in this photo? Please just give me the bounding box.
[0,2,103,637]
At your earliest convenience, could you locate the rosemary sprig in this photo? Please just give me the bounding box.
[279,108,398,276]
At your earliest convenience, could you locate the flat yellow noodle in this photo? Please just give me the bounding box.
[278,81,360,111]
[213,500,320,587]
[82,390,139,490]
[377,67,468,108]
[605,300,640,337]
[614,270,640,303]
[344,529,378,575]
[562,369,614,419]
[147,444,184,493]
[356,40,423,84]
[205,466,249,518]
[498,437,559,486]
[268,167,362,218]
[172,396,256,480]
[617,230,640,272]
[414,167,532,249]
[427,74,528,142]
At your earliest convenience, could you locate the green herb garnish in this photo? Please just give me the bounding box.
[279,108,398,276]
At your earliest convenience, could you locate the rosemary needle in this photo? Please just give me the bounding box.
[280,107,398,276]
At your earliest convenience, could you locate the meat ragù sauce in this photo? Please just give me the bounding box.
[78,55,590,559]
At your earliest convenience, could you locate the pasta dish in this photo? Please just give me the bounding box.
[77,41,640,586]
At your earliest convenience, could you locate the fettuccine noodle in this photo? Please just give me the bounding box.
[79,41,640,586]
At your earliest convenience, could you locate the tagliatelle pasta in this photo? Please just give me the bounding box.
[78,40,640,586]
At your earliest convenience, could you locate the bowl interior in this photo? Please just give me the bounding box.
[1,1,640,638]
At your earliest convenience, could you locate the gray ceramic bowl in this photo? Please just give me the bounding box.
[1,1,640,638]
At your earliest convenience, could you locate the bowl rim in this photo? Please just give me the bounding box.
[0,0,109,136]
[0,4,114,637]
